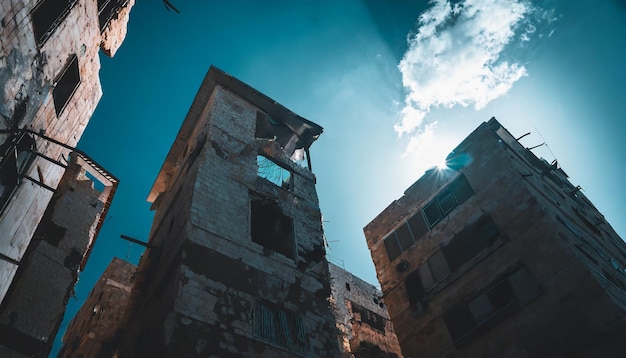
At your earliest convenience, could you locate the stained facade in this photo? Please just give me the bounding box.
[112,66,339,357]
[364,118,626,357]
[0,0,132,355]
[59,257,136,358]
[329,262,402,358]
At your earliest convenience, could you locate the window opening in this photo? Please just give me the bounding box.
[254,301,306,353]
[53,55,80,116]
[251,198,295,259]
[31,0,76,46]
[437,188,457,215]
[0,133,37,213]
[444,268,538,341]
[257,155,292,190]
[345,282,351,291]
[423,201,443,227]
[351,302,386,332]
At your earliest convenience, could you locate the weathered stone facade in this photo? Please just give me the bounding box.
[0,154,118,357]
[58,257,136,358]
[0,0,134,304]
[329,263,402,358]
[115,66,339,357]
[364,118,626,357]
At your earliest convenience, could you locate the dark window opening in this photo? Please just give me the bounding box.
[53,55,80,116]
[345,282,351,291]
[254,301,306,353]
[406,215,500,302]
[97,0,127,30]
[444,306,475,340]
[384,234,401,262]
[351,302,386,332]
[395,223,413,252]
[437,188,457,215]
[257,155,292,190]
[449,174,474,204]
[251,199,295,259]
[444,268,538,341]
[443,215,499,271]
[0,133,37,213]
[31,0,76,46]
[405,270,425,306]
[423,201,443,227]
[573,208,601,236]
[407,211,428,241]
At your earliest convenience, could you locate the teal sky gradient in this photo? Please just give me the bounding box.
[51,0,626,354]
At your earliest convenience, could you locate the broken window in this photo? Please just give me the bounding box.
[0,133,37,213]
[444,268,539,341]
[31,0,76,46]
[251,198,295,259]
[257,155,292,190]
[405,270,425,306]
[53,55,80,116]
[253,301,306,353]
[350,302,386,332]
[97,0,127,29]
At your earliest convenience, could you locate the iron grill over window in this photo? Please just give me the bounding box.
[253,301,306,353]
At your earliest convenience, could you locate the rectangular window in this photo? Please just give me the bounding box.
[53,55,80,116]
[254,301,306,353]
[31,0,76,46]
[405,270,425,306]
[444,268,539,341]
[350,302,386,332]
[423,201,443,227]
[383,234,402,262]
[424,174,475,229]
[0,133,37,213]
[442,215,499,271]
[97,0,127,30]
[251,198,295,259]
[257,155,292,190]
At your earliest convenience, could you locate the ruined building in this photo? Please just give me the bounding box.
[0,0,133,355]
[329,262,402,358]
[364,118,626,357]
[107,66,339,357]
[59,257,136,358]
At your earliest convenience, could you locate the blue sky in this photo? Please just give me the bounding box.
[51,0,626,353]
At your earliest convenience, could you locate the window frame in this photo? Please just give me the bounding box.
[53,54,81,116]
[31,0,77,46]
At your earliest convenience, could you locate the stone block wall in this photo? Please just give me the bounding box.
[328,263,402,358]
[364,119,626,357]
[58,257,136,358]
[0,157,115,357]
[0,0,133,304]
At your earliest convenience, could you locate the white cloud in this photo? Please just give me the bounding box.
[396,0,539,151]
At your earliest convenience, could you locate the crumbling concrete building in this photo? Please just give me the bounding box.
[58,257,136,358]
[329,262,402,358]
[112,66,338,356]
[0,153,118,357]
[0,0,132,355]
[364,118,626,357]
[0,0,133,304]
